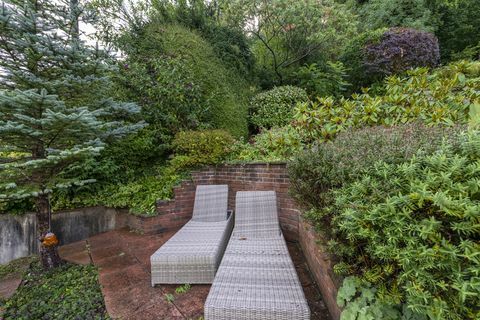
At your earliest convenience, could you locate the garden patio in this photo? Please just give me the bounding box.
[1,228,330,320]
[1,0,479,319]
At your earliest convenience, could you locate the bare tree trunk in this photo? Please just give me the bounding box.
[36,194,62,269]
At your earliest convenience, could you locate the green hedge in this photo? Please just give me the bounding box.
[154,24,251,138]
[289,124,465,214]
[249,86,308,130]
[172,129,236,169]
[331,131,480,319]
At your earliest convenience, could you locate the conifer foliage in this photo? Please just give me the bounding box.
[0,0,143,268]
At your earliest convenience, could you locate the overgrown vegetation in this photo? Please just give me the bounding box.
[2,260,109,319]
[330,132,480,319]
[249,86,308,130]
[293,60,480,143]
[1,0,480,316]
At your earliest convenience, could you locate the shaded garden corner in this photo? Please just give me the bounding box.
[58,229,331,320]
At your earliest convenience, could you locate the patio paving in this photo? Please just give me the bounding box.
[59,228,331,320]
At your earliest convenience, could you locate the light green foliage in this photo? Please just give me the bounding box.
[164,293,175,304]
[175,283,191,294]
[250,86,308,130]
[294,62,350,98]
[289,124,465,212]
[52,165,184,216]
[234,126,303,162]
[358,0,439,33]
[337,277,412,320]
[331,132,480,320]
[222,0,358,84]
[172,130,236,169]
[293,61,480,143]
[2,260,109,319]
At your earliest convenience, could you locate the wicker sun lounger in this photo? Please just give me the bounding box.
[150,185,233,285]
[204,191,310,320]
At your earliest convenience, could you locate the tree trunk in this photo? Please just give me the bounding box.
[36,194,62,269]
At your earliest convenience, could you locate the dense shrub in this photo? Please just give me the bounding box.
[117,23,251,139]
[364,28,440,78]
[3,260,108,319]
[294,62,350,98]
[52,165,184,215]
[289,124,464,214]
[293,60,480,143]
[340,28,386,90]
[233,126,303,163]
[436,0,480,61]
[172,129,235,169]
[249,86,308,130]
[330,131,480,319]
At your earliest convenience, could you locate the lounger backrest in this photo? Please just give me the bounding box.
[191,185,229,222]
[233,191,281,238]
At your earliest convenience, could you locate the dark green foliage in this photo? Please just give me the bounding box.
[340,28,386,90]
[117,22,250,139]
[0,256,35,280]
[330,131,480,319]
[151,0,255,80]
[2,260,109,319]
[172,129,235,169]
[289,123,464,217]
[358,0,439,32]
[52,165,185,215]
[293,62,350,98]
[249,86,308,130]
[364,28,440,77]
[435,0,480,62]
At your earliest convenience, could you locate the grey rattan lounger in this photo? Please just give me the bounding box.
[150,185,233,285]
[204,191,310,320]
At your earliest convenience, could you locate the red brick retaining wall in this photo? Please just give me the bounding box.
[299,217,342,320]
[127,163,301,241]
[123,163,343,319]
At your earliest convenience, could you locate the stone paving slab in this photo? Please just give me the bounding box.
[0,277,22,300]
[59,228,331,320]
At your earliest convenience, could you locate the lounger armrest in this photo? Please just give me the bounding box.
[227,209,234,219]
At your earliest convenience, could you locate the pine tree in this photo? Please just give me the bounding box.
[0,0,144,268]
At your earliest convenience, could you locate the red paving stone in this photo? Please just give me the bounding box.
[59,228,331,320]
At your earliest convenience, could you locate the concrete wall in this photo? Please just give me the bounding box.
[0,214,37,265]
[51,207,121,245]
[0,207,124,265]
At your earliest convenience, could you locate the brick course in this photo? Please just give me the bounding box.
[109,163,343,318]
[299,217,342,320]
[129,163,300,241]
